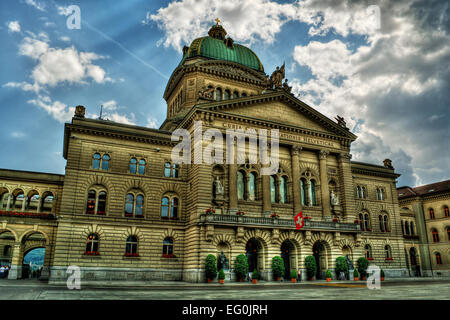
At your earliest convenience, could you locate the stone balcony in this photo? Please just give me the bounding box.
[199,214,361,232]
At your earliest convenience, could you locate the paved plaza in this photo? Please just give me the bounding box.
[0,278,449,300]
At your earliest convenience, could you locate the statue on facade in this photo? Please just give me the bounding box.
[214,176,224,196]
[330,190,339,205]
[345,255,354,270]
[198,86,214,100]
[269,63,285,88]
[282,78,292,93]
[335,115,347,128]
[217,251,229,270]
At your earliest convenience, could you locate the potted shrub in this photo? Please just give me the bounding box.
[218,269,225,284]
[357,257,369,280]
[234,254,248,282]
[335,256,349,280]
[271,256,284,281]
[326,270,332,282]
[380,269,385,281]
[252,269,259,284]
[205,254,217,283]
[290,270,297,283]
[305,256,317,280]
[353,269,359,281]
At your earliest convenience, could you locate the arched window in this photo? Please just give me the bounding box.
[125,193,134,217]
[85,234,99,254]
[309,180,317,206]
[385,245,392,259]
[92,153,101,169]
[364,245,372,259]
[447,227,450,241]
[161,197,169,218]
[270,175,276,203]
[172,163,179,178]
[86,190,96,214]
[86,189,107,215]
[359,213,364,230]
[376,188,380,200]
[162,237,174,257]
[300,178,307,205]
[232,91,239,99]
[102,154,110,171]
[164,162,171,177]
[379,215,384,232]
[432,229,439,243]
[383,215,390,232]
[435,252,442,265]
[125,236,138,255]
[138,159,146,175]
[361,187,366,198]
[237,171,244,200]
[171,197,179,219]
[356,186,361,198]
[380,189,385,200]
[401,221,405,235]
[405,221,410,235]
[248,172,257,201]
[224,89,230,100]
[241,92,247,97]
[280,176,288,203]
[161,196,179,219]
[40,192,54,212]
[129,158,137,174]
[215,87,222,101]
[410,222,415,235]
[364,214,370,231]
[135,195,144,217]
[444,206,449,217]
[429,208,435,219]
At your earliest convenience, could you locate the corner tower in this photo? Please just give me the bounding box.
[161,19,268,131]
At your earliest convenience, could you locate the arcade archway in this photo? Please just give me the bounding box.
[313,241,328,280]
[281,240,295,279]
[246,238,263,274]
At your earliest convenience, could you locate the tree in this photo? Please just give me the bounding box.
[271,256,284,279]
[357,257,369,278]
[335,256,349,278]
[234,254,248,281]
[305,256,317,279]
[205,254,217,280]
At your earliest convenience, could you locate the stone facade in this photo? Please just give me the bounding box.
[0,23,424,283]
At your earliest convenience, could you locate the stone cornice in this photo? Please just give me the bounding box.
[351,162,401,179]
[164,60,267,100]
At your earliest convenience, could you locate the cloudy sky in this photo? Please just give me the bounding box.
[0,0,448,187]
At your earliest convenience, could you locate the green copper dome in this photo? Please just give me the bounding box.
[179,24,264,72]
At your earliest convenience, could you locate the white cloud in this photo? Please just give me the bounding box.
[11,131,26,138]
[25,0,45,12]
[8,21,21,33]
[59,36,70,42]
[146,117,159,129]
[57,6,73,16]
[28,96,75,123]
[85,100,137,126]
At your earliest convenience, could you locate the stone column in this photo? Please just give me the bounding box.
[319,150,330,218]
[229,163,238,212]
[39,244,52,280]
[8,242,23,279]
[291,146,302,215]
[262,174,271,215]
[6,194,11,211]
[21,196,26,211]
[337,152,356,222]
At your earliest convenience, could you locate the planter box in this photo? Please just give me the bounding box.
[219,279,224,284]
[291,278,296,283]
[207,279,214,283]
[326,278,331,282]
[354,277,359,281]
[252,279,258,284]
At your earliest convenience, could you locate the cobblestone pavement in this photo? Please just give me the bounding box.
[0,279,449,300]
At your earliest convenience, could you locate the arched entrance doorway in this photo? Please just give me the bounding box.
[22,247,45,279]
[0,230,15,272]
[409,247,421,277]
[281,240,295,279]
[313,241,327,279]
[246,238,263,275]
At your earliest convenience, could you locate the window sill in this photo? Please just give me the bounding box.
[82,254,101,259]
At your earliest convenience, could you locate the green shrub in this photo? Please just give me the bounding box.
[326,270,332,279]
[305,256,317,279]
[380,269,385,278]
[357,257,369,277]
[252,269,259,280]
[234,254,249,281]
[335,256,349,278]
[271,256,284,279]
[290,270,297,279]
[353,269,359,277]
[218,269,225,280]
[205,254,217,280]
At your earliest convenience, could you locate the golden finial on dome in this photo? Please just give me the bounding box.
[215,18,221,26]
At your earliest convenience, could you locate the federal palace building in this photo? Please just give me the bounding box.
[1,22,449,283]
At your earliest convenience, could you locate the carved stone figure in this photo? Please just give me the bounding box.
[217,251,229,270]
[198,86,214,100]
[214,176,224,196]
[330,190,339,205]
[269,63,285,88]
[283,78,292,92]
[335,115,347,128]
